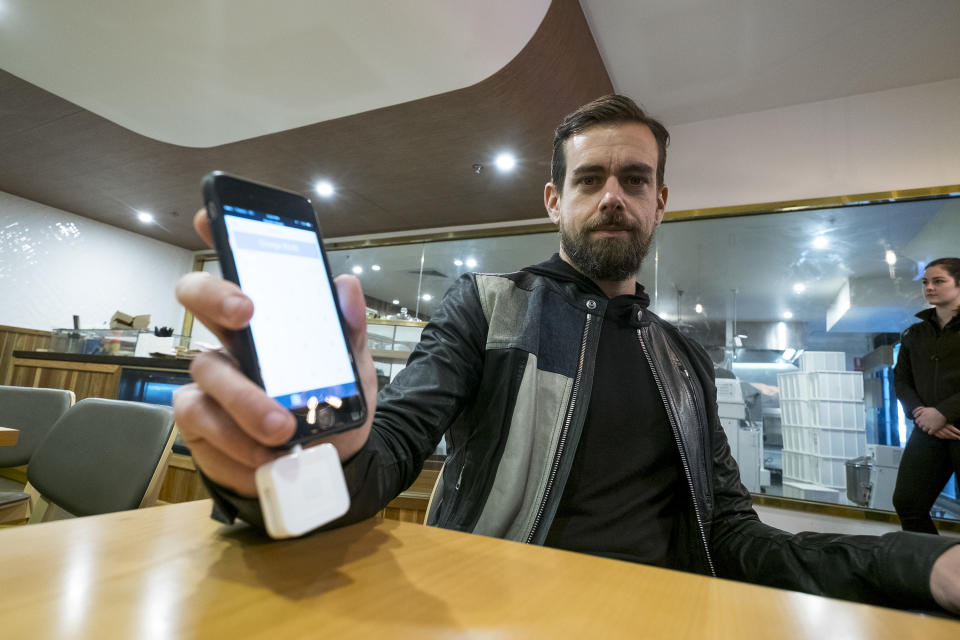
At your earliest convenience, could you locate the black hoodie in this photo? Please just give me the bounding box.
[528,255,687,568]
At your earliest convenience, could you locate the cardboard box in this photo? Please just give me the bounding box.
[110,311,151,330]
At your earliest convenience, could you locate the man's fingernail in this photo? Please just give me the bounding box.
[223,295,248,318]
[265,411,291,434]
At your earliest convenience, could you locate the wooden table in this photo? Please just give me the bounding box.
[0,426,18,447]
[0,500,957,638]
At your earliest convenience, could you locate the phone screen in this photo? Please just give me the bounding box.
[220,204,357,410]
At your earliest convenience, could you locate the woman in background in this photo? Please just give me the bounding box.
[893,257,960,533]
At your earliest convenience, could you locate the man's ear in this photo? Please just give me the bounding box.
[654,184,669,226]
[544,182,562,225]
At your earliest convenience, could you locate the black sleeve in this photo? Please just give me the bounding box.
[201,274,488,531]
[894,329,924,418]
[697,343,960,610]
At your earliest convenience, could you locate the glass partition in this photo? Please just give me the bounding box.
[329,189,960,520]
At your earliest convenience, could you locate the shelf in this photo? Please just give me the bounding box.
[370,349,413,361]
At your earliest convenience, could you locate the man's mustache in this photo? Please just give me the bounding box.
[583,211,638,233]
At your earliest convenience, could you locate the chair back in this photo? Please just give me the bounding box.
[26,398,176,517]
[0,386,75,467]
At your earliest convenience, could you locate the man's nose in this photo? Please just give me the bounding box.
[599,177,624,210]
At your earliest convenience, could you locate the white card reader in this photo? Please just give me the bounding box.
[255,442,350,539]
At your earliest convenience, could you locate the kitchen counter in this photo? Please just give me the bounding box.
[11,350,191,370]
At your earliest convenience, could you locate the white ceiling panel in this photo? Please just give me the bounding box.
[0,0,551,146]
[581,0,960,124]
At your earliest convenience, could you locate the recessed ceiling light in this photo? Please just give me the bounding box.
[371,264,381,271]
[695,303,703,314]
[811,235,829,250]
[392,299,400,305]
[136,211,154,224]
[793,283,806,294]
[494,153,516,172]
[783,311,794,319]
[465,258,477,268]
[352,265,363,275]
[422,293,432,301]
[315,181,335,198]
[454,259,463,267]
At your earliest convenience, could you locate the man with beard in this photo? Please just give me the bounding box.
[174,95,960,612]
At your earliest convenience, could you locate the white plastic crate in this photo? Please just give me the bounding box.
[781,424,866,458]
[780,398,865,429]
[777,371,864,401]
[715,378,743,403]
[717,401,746,420]
[799,351,846,372]
[719,417,739,458]
[782,480,840,503]
[782,450,848,488]
[867,444,904,468]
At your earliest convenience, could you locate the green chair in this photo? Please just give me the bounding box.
[0,385,75,470]
[0,398,177,524]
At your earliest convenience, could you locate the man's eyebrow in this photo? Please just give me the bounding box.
[570,164,605,178]
[570,162,654,178]
[620,162,654,176]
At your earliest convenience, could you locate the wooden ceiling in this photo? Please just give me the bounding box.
[0,0,611,251]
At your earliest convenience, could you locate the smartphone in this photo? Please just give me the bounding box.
[202,171,367,447]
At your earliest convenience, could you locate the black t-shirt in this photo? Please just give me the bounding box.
[544,291,687,567]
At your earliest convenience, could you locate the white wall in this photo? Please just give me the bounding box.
[667,78,960,212]
[0,192,194,331]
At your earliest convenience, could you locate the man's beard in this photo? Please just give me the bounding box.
[559,211,653,282]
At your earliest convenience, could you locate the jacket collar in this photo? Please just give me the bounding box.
[916,307,960,331]
[523,253,651,306]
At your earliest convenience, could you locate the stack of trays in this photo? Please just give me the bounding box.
[778,352,866,503]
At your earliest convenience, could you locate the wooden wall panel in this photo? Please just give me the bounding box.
[9,357,121,401]
[0,326,52,386]
[158,454,209,504]
[376,468,438,525]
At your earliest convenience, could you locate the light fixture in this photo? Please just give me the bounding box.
[371,264,381,271]
[392,299,400,305]
[793,282,806,294]
[314,181,335,198]
[884,249,897,265]
[454,259,463,267]
[421,293,432,301]
[465,258,477,268]
[783,311,794,320]
[695,303,703,314]
[776,322,788,350]
[352,265,363,275]
[494,153,516,172]
[811,235,829,250]
[136,211,154,224]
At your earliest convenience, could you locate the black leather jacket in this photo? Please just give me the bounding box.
[206,257,957,609]
[895,307,960,423]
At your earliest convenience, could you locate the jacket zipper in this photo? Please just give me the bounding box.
[525,314,592,544]
[637,328,716,576]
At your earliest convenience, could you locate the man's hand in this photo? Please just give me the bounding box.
[931,545,960,614]
[914,406,948,434]
[172,209,378,497]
